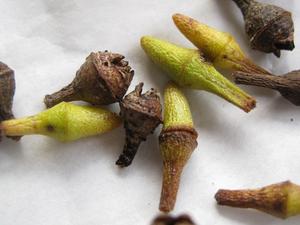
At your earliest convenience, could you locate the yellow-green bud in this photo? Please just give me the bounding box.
[159,82,198,212]
[141,36,256,112]
[172,13,271,75]
[1,102,121,142]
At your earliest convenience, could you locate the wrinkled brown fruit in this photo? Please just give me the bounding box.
[116,83,162,167]
[232,0,295,57]
[151,214,196,225]
[44,51,134,108]
[233,70,300,106]
[0,62,20,141]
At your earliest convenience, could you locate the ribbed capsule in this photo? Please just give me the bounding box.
[232,0,295,57]
[159,82,198,212]
[0,62,19,141]
[215,181,300,219]
[172,13,270,75]
[233,70,300,106]
[116,83,162,167]
[141,36,256,113]
[0,102,121,142]
[151,214,196,225]
[44,51,134,108]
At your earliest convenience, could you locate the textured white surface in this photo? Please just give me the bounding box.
[0,0,300,224]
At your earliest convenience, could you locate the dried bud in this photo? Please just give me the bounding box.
[0,62,20,141]
[141,36,256,112]
[233,70,300,106]
[44,51,134,108]
[151,214,196,225]
[159,82,198,212]
[172,13,270,75]
[232,0,295,57]
[215,181,300,219]
[0,102,121,142]
[116,83,162,167]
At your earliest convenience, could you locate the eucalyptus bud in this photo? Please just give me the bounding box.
[172,13,271,74]
[1,102,121,142]
[141,36,256,112]
[159,82,198,212]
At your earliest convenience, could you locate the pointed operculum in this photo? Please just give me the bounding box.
[1,102,121,142]
[159,83,198,212]
[163,83,193,129]
[40,102,121,141]
[172,13,271,75]
[1,115,41,137]
[54,103,121,141]
[141,35,196,81]
[172,13,229,61]
[215,181,300,219]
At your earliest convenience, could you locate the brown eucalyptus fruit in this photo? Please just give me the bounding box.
[44,51,134,108]
[0,62,19,141]
[233,70,300,106]
[215,181,300,219]
[151,214,196,225]
[116,83,162,167]
[232,0,295,57]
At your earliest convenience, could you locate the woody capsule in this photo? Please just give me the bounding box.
[0,62,19,140]
[231,0,295,57]
[44,51,134,108]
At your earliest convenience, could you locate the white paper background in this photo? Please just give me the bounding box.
[0,0,300,224]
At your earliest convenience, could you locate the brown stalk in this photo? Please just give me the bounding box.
[233,70,300,106]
